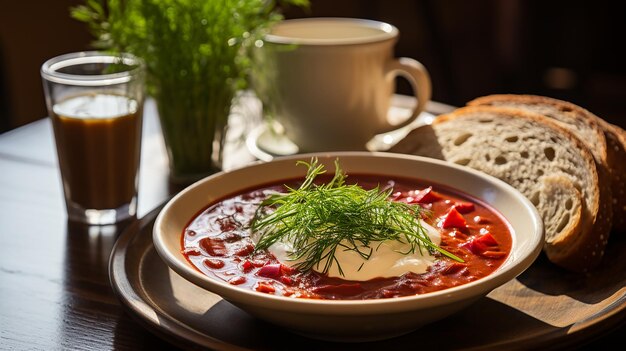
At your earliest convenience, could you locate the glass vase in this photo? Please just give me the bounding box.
[155,81,233,186]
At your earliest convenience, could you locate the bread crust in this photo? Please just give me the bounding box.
[392,105,613,272]
[596,119,626,233]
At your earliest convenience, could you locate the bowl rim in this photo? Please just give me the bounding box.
[153,151,544,313]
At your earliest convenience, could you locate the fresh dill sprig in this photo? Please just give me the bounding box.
[251,158,463,276]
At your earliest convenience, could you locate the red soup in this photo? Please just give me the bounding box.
[182,174,513,300]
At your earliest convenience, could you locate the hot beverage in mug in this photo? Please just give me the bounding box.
[255,17,431,152]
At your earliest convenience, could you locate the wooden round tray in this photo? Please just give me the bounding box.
[109,205,626,350]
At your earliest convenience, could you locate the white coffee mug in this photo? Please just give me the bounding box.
[254,17,432,152]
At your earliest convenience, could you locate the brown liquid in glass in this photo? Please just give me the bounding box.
[51,93,142,210]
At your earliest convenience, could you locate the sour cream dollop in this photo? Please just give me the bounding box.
[257,221,441,281]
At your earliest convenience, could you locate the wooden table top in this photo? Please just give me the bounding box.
[0,96,623,350]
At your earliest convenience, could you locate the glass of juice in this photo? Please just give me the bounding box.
[41,51,145,225]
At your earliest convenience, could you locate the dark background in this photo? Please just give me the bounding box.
[1,0,625,133]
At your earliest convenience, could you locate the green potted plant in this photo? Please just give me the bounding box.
[71,0,307,184]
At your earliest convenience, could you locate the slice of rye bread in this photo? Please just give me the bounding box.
[467,94,625,233]
[388,106,613,272]
[595,118,626,233]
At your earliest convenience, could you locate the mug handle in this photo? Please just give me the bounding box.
[378,57,432,133]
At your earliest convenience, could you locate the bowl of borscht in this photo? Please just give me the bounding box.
[153,152,544,341]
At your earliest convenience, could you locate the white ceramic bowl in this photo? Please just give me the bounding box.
[153,152,544,342]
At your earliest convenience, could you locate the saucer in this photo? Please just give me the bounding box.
[246,122,299,162]
[246,95,436,161]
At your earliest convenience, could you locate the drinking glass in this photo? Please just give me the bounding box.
[41,51,145,225]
